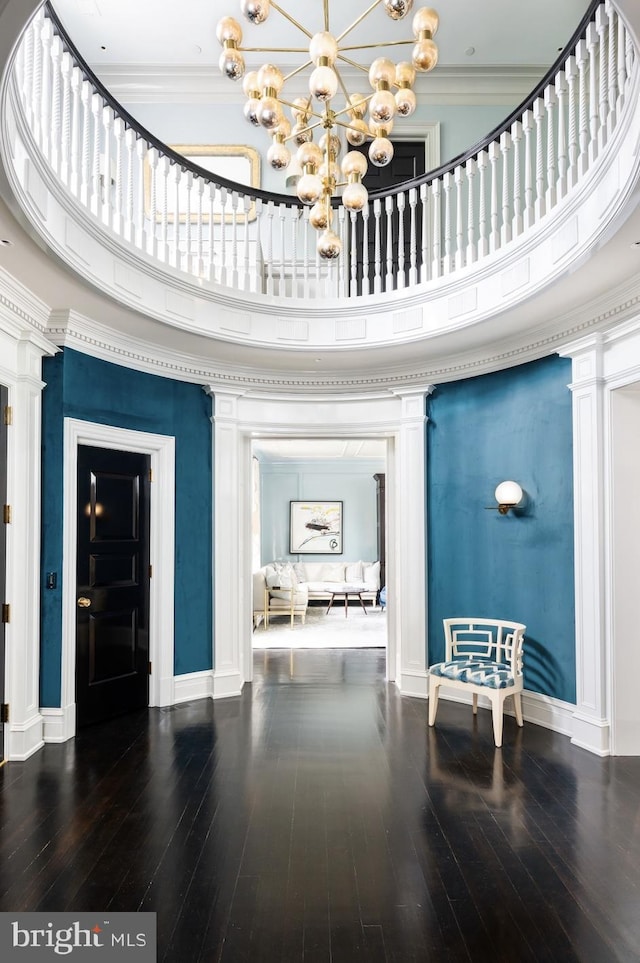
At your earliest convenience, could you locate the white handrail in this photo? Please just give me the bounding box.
[7,2,636,303]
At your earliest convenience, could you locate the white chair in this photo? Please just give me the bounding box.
[428,618,526,748]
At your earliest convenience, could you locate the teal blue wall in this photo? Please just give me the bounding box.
[40,349,213,706]
[259,458,385,564]
[427,355,576,703]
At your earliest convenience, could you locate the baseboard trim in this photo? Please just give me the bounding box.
[173,670,213,704]
[8,712,45,760]
[439,688,576,739]
[398,669,429,699]
[571,711,611,756]
[42,704,76,743]
[212,670,243,699]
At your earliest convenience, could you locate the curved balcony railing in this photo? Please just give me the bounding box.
[5,1,637,302]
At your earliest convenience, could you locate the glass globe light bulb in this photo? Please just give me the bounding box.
[219,48,245,81]
[319,133,341,159]
[291,97,311,122]
[296,173,323,205]
[309,64,338,102]
[412,38,438,71]
[317,228,342,259]
[267,141,291,170]
[383,0,414,19]
[412,6,439,37]
[341,151,368,178]
[257,63,284,93]
[257,95,282,130]
[319,160,339,182]
[369,88,396,125]
[369,136,394,167]
[216,16,243,45]
[309,31,338,66]
[342,181,368,211]
[296,141,323,169]
[244,97,261,125]
[395,87,416,116]
[368,57,395,88]
[346,119,369,147]
[242,71,260,98]
[396,62,416,87]
[309,201,329,230]
[240,0,271,25]
[293,124,313,146]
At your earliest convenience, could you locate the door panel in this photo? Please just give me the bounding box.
[0,387,7,762]
[76,445,150,728]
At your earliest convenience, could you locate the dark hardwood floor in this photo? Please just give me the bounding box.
[1,649,639,962]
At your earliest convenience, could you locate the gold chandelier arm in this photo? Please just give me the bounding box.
[333,65,352,109]
[332,116,371,139]
[282,60,313,84]
[279,96,324,123]
[335,0,384,44]
[283,118,324,143]
[331,92,373,121]
[240,46,310,53]
[324,0,330,31]
[339,38,414,52]
[336,53,370,75]
[270,2,313,40]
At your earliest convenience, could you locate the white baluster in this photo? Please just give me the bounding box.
[194,177,205,278]
[397,191,406,289]
[362,203,370,295]
[32,16,43,147]
[90,93,102,218]
[183,171,193,274]
[431,178,442,278]
[576,39,589,177]
[135,138,147,252]
[338,205,347,297]
[229,191,240,289]
[624,32,633,96]
[60,51,72,186]
[555,71,568,201]
[348,211,358,297]
[586,22,599,163]
[511,122,523,238]
[465,159,477,266]
[616,15,627,114]
[219,186,227,285]
[499,130,512,247]
[454,165,464,270]
[533,98,546,220]
[384,196,394,291]
[477,151,488,258]
[544,85,557,211]
[420,182,429,283]
[522,110,534,229]
[290,206,298,297]
[40,17,53,158]
[113,118,125,235]
[373,198,382,294]
[243,195,252,293]
[265,200,274,296]
[565,56,579,190]
[50,35,63,174]
[69,66,81,196]
[408,187,417,286]
[207,181,216,282]
[605,1,617,136]
[442,171,453,273]
[124,127,136,243]
[147,147,158,257]
[488,142,499,253]
[22,17,34,125]
[303,206,310,299]
[595,5,609,152]
[102,105,114,226]
[278,202,286,296]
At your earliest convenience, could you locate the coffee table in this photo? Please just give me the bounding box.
[325,584,369,617]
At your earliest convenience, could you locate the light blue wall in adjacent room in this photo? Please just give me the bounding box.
[426,354,576,704]
[258,458,385,564]
[40,349,213,706]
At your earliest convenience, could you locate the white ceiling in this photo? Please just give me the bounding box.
[53,0,589,77]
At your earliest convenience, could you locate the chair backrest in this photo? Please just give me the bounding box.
[443,618,526,677]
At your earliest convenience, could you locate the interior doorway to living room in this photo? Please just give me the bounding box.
[251,438,387,653]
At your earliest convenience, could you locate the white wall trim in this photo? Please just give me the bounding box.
[439,688,576,740]
[61,420,176,739]
[42,705,76,744]
[173,670,213,705]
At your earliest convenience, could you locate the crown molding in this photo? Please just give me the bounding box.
[94,63,542,107]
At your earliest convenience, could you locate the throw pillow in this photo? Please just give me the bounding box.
[363,561,380,587]
[345,561,363,582]
[320,563,346,582]
[274,561,297,589]
[292,562,307,582]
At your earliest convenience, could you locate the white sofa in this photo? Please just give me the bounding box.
[253,559,381,627]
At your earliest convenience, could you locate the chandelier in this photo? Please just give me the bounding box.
[216,1,440,259]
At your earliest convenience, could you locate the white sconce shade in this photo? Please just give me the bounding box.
[494,480,523,514]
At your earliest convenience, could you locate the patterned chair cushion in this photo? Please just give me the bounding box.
[430,659,516,689]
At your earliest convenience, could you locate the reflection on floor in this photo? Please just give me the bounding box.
[1,649,639,962]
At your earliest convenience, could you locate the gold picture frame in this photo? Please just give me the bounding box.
[144,144,260,224]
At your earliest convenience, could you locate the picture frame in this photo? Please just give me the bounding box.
[144,144,260,223]
[289,501,343,555]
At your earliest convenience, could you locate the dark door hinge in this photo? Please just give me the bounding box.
[148,661,152,675]
[1,603,9,624]
[148,468,153,482]
[3,406,12,426]
[2,505,10,524]
[149,564,153,579]
[0,704,8,724]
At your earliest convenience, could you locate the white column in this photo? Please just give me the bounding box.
[390,387,433,698]
[210,389,245,698]
[561,336,610,754]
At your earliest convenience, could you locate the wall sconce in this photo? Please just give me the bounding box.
[490,480,524,515]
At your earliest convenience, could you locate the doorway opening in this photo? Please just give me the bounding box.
[250,437,388,660]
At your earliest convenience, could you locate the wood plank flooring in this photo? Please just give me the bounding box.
[1,649,639,962]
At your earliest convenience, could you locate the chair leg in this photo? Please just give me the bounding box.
[472,693,478,715]
[513,691,524,727]
[428,675,439,726]
[490,692,504,748]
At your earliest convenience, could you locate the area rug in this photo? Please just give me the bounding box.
[253,603,387,649]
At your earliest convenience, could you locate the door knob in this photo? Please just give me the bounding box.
[77,597,92,608]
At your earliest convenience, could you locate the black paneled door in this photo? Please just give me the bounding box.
[0,387,7,763]
[76,445,150,728]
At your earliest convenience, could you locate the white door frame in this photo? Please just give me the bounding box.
[54,419,175,742]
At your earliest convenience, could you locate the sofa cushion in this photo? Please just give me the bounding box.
[363,561,380,589]
[266,562,297,589]
[319,563,346,582]
[345,560,363,582]
[430,659,515,689]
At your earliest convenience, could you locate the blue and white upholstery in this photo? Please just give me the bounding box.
[428,618,526,747]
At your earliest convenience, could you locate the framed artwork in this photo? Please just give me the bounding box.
[289,501,343,555]
[144,144,260,223]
